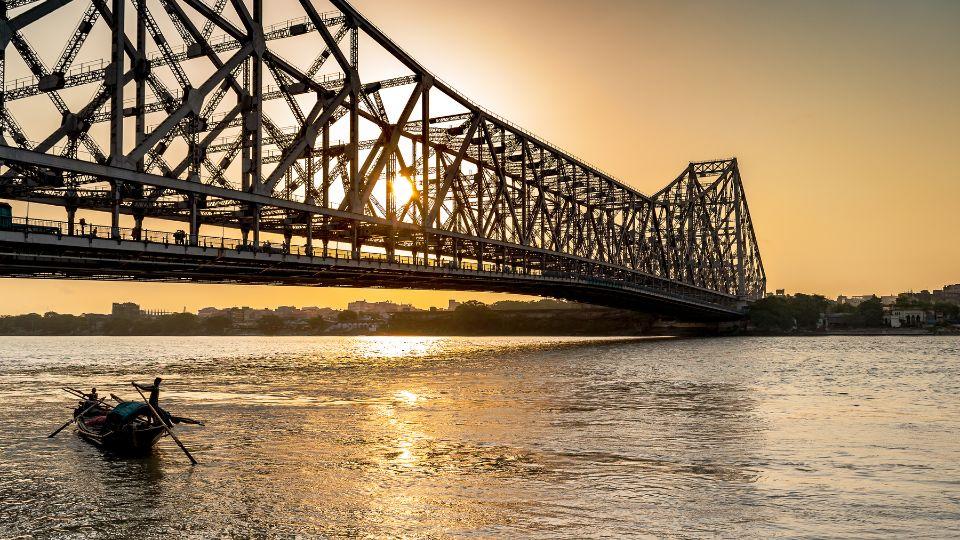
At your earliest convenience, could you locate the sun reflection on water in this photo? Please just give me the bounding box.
[395,390,419,404]
[352,336,443,359]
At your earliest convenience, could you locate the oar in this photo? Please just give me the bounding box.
[131,383,198,466]
[110,393,126,403]
[170,415,205,426]
[48,397,106,438]
[62,387,85,398]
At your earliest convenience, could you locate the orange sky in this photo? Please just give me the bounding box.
[1,0,958,315]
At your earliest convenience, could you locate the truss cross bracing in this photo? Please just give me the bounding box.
[0,0,765,320]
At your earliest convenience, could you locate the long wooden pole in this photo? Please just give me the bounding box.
[132,384,198,466]
[48,397,106,438]
[169,415,205,426]
[63,387,86,398]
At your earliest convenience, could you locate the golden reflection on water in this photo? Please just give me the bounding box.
[352,335,442,359]
[395,389,420,404]
[380,390,429,470]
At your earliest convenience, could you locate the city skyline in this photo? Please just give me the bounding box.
[5,282,958,317]
[1,0,957,313]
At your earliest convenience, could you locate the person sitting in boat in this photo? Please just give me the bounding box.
[74,387,107,423]
[78,387,102,409]
[133,377,163,411]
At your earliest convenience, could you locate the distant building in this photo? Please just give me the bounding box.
[838,295,877,307]
[241,307,274,321]
[111,302,175,318]
[299,306,336,319]
[199,305,337,321]
[347,300,416,314]
[275,306,301,318]
[326,321,381,334]
[933,284,960,305]
[885,308,927,328]
[111,302,141,318]
[774,289,786,297]
[198,307,221,318]
[822,312,855,330]
[448,299,461,310]
[141,308,175,318]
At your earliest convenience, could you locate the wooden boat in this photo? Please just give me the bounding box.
[73,399,168,455]
[51,384,201,464]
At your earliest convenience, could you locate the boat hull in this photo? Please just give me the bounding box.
[75,415,166,455]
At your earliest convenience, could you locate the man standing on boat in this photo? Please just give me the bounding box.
[133,377,163,411]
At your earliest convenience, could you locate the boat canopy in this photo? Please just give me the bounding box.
[108,402,150,423]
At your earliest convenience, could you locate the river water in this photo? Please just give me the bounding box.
[0,336,957,538]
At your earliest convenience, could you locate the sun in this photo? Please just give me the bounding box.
[392,175,416,205]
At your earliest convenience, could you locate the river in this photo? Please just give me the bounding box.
[0,336,957,538]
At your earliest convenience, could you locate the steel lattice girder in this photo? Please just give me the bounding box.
[0,0,765,314]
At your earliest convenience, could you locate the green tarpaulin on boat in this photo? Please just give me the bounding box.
[107,402,149,423]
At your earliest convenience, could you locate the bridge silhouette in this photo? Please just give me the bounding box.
[0,0,765,320]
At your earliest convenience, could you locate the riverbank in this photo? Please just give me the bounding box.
[745,327,957,337]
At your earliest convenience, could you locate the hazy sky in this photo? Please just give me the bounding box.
[1,0,958,314]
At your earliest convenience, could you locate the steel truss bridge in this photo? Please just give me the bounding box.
[0,0,765,320]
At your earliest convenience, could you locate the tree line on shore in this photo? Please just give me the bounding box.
[0,311,339,336]
[0,301,650,336]
[747,293,960,333]
[5,294,957,336]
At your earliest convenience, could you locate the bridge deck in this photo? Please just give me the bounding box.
[0,222,744,321]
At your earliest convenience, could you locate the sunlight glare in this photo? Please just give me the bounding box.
[396,390,419,404]
[355,336,438,359]
[393,174,416,205]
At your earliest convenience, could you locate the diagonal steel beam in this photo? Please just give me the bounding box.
[427,114,480,226]
[261,84,350,194]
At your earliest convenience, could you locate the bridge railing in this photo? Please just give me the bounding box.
[0,213,739,310]
[0,215,535,274]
